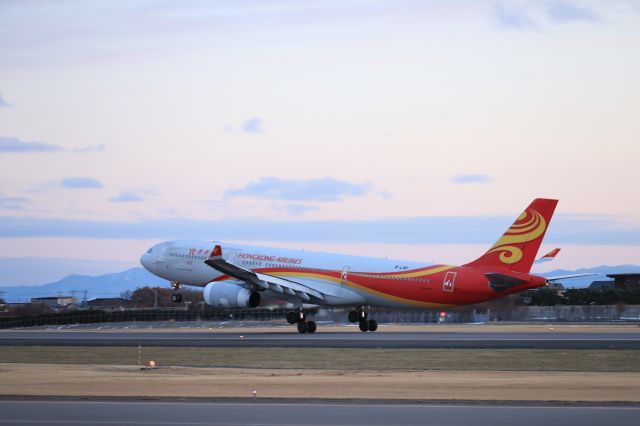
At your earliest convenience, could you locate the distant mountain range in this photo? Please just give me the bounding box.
[0,268,166,303]
[1,265,638,303]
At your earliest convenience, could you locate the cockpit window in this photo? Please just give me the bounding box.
[147,248,153,253]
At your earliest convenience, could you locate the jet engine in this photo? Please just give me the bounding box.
[203,282,261,308]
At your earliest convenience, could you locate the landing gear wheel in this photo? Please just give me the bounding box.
[306,321,317,334]
[360,309,368,321]
[297,322,308,334]
[286,311,298,325]
[359,320,369,332]
[170,281,183,303]
[348,311,358,323]
[368,319,378,332]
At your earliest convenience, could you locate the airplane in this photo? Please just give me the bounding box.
[140,198,585,333]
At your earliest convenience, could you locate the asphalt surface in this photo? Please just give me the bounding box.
[0,400,638,426]
[1,330,639,349]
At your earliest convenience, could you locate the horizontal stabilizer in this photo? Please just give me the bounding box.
[534,248,561,264]
[485,273,527,291]
[545,273,598,282]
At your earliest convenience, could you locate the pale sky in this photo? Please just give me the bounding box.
[1,0,639,285]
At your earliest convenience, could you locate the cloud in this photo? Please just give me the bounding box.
[224,118,265,133]
[546,0,598,23]
[225,177,371,202]
[0,213,638,245]
[241,117,264,133]
[450,174,492,184]
[492,1,598,30]
[0,138,104,155]
[0,197,29,210]
[493,3,536,30]
[0,93,9,107]
[285,203,319,216]
[73,145,106,154]
[109,191,145,202]
[59,177,103,189]
[0,137,64,153]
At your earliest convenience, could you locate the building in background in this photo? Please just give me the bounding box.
[86,297,134,311]
[30,296,78,310]
[606,273,640,290]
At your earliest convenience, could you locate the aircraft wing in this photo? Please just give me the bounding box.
[204,245,326,304]
[545,273,598,282]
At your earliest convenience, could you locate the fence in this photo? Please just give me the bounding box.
[521,304,640,321]
[1,305,639,328]
[316,306,640,323]
[0,308,294,329]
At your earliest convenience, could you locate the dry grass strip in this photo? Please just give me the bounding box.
[0,347,639,372]
[1,363,639,402]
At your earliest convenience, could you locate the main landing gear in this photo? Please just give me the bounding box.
[286,309,317,334]
[170,281,183,303]
[348,307,378,332]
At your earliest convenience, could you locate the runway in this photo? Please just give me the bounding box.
[0,400,638,426]
[1,330,639,349]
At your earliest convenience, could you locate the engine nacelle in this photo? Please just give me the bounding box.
[203,282,261,308]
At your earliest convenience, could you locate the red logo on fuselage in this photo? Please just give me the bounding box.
[443,272,456,292]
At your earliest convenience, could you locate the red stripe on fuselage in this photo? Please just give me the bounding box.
[210,264,546,307]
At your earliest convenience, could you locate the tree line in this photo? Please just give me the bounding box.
[522,287,640,306]
[121,286,204,308]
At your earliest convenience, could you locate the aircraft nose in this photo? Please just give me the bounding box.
[140,248,153,270]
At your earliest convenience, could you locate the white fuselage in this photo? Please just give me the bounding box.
[140,240,433,308]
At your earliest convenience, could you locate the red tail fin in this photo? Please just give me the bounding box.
[464,198,558,273]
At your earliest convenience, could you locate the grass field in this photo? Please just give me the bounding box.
[1,362,638,402]
[1,346,639,402]
[1,346,638,372]
[1,325,638,402]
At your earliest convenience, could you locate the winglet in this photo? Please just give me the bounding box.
[210,245,222,258]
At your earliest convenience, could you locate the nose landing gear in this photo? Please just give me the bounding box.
[170,281,183,303]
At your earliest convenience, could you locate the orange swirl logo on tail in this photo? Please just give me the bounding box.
[486,209,547,264]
